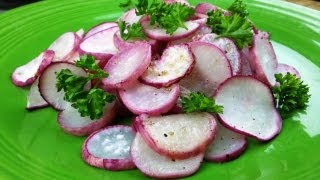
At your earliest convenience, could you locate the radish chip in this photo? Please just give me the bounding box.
[131,133,203,179]
[58,102,116,136]
[119,82,180,115]
[180,42,232,96]
[102,43,151,89]
[141,44,194,87]
[205,121,247,162]
[249,31,278,86]
[12,50,55,87]
[26,78,49,110]
[119,9,141,25]
[215,76,282,141]
[134,113,217,159]
[195,3,217,15]
[39,62,87,111]
[276,63,301,78]
[82,126,135,170]
[80,26,119,60]
[48,32,80,62]
[84,22,117,39]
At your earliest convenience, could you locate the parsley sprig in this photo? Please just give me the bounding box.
[272,73,310,118]
[206,0,253,48]
[181,92,223,114]
[133,0,195,35]
[118,20,146,41]
[56,55,115,120]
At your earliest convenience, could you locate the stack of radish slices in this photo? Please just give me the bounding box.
[11,0,303,179]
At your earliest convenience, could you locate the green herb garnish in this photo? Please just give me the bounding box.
[119,0,135,11]
[56,55,115,120]
[272,73,310,118]
[181,92,223,114]
[118,20,146,41]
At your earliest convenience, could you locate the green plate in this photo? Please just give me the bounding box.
[0,0,319,179]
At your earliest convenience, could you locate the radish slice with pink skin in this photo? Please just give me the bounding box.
[79,26,119,60]
[205,121,247,162]
[180,42,232,97]
[26,78,49,110]
[102,43,151,89]
[48,32,80,62]
[240,48,253,76]
[167,26,212,46]
[276,63,301,78]
[58,102,116,136]
[141,20,200,41]
[119,9,141,25]
[12,50,55,87]
[39,62,87,111]
[248,31,278,86]
[141,44,194,87]
[199,33,242,75]
[215,76,282,141]
[82,125,135,170]
[119,82,180,115]
[134,113,217,159]
[131,133,204,179]
[65,52,80,63]
[76,29,85,39]
[195,3,217,14]
[84,22,117,39]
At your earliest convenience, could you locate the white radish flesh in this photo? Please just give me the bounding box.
[119,9,141,25]
[102,43,151,89]
[141,20,200,41]
[199,33,242,75]
[180,42,232,96]
[84,22,117,39]
[12,50,55,87]
[131,133,203,179]
[167,26,212,46]
[48,32,80,62]
[240,48,253,76]
[80,26,119,60]
[58,102,116,136]
[26,78,49,110]
[205,121,247,162]
[141,44,194,87]
[119,82,180,115]
[276,63,301,78]
[76,29,85,39]
[215,76,282,141]
[248,31,278,86]
[82,125,135,170]
[134,113,217,159]
[39,62,87,111]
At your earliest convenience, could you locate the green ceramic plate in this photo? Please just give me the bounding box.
[0,0,319,179]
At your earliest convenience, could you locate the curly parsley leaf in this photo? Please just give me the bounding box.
[56,55,115,120]
[181,92,223,114]
[272,73,311,118]
[227,0,248,17]
[119,0,135,11]
[118,20,146,41]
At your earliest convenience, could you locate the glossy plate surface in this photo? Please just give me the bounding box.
[0,0,319,179]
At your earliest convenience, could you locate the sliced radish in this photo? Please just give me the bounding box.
[131,133,203,179]
[199,33,242,75]
[167,26,212,46]
[195,3,217,15]
[205,121,247,162]
[164,0,190,5]
[79,26,119,60]
[119,82,180,115]
[84,22,117,39]
[65,52,80,63]
[248,31,278,86]
[215,76,282,141]
[26,78,49,110]
[48,32,80,62]
[119,9,141,25]
[180,42,232,96]
[141,20,200,41]
[102,43,151,89]
[76,28,85,39]
[134,113,217,159]
[39,62,87,110]
[240,48,253,76]
[276,63,301,78]
[82,125,135,170]
[12,50,55,87]
[141,44,194,87]
[58,102,116,136]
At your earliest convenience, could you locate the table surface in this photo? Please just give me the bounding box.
[287,0,320,10]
